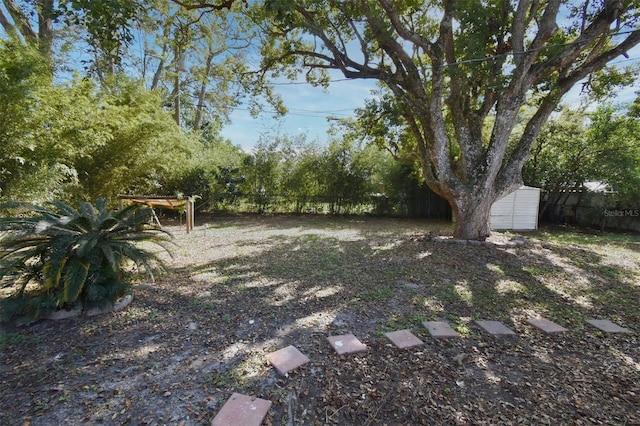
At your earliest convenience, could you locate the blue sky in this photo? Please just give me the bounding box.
[220,72,378,150]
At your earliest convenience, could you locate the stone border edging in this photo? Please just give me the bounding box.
[431,235,528,248]
[45,294,134,321]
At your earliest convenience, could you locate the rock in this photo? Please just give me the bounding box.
[453,353,467,366]
[47,308,81,320]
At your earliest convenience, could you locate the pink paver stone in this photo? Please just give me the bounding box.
[211,393,271,426]
[526,318,568,334]
[475,320,517,336]
[586,319,632,334]
[268,345,310,375]
[422,321,461,338]
[384,329,424,349]
[327,334,367,355]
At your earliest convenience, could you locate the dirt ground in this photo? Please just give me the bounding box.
[1,214,639,425]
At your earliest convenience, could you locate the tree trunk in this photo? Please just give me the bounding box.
[193,52,214,130]
[2,0,37,44]
[150,27,170,90]
[172,48,185,126]
[37,0,54,57]
[449,193,496,241]
[173,74,181,126]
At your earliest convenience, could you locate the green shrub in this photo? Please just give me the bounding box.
[0,199,172,322]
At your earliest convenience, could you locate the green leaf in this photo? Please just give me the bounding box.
[75,233,99,258]
[101,244,117,270]
[62,258,89,303]
[43,236,73,288]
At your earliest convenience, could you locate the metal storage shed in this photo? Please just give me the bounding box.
[490,186,541,231]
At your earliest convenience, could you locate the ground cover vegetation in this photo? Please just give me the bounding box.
[0,215,639,424]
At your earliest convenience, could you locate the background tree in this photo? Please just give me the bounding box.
[70,76,202,202]
[275,134,322,213]
[0,40,204,205]
[164,129,245,211]
[316,138,374,215]
[587,104,640,206]
[0,40,77,203]
[524,103,640,220]
[253,0,640,239]
[1,0,58,56]
[137,2,252,129]
[523,107,590,218]
[241,136,283,213]
[0,0,143,70]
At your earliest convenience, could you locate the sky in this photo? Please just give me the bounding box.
[220,72,378,151]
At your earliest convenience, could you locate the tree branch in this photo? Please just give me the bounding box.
[530,0,625,83]
[291,6,387,81]
[500,27,640,194]
[512,0,532,62]
[0,7,18,40]
[2,0,37,43]
[170,0,237,11]
[378,0,432,55]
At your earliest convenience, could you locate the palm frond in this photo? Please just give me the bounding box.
[62,258,89,303]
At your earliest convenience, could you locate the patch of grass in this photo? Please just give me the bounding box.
[358,288,394,302]
[435,286,461,305]
[232,353,268,386]
[537,228,640,247]
[204,371,235,389]
[495,279,528,295]
[453,323,471,336]
[382,313,427,331]
[521,265,558,277]
[453,282,473,304]
[0,332,29,350]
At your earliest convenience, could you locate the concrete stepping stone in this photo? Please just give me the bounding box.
[268,345,310,375]
[327,333,367,355]
[211,392,271,426]
[422,321,461,339]
[475,320,517,337]
[526,317,568,334]
[384,329,424,349]
[586,319,632,334]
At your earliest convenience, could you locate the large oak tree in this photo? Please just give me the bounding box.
[252,0,640,239]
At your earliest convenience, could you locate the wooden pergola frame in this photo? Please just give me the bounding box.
[119,196,195,233]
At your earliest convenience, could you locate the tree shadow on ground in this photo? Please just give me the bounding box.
[1,215,639,425]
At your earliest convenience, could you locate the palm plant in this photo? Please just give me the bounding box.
[0,198,172,322]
